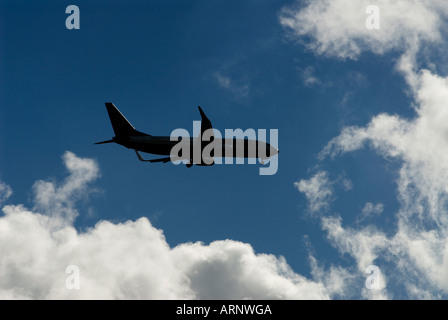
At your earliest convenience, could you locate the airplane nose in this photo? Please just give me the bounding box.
[268,145,279,156]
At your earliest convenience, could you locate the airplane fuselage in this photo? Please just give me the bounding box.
[113,135,277,160]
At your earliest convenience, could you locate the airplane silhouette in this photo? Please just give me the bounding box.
[95,103,278,168]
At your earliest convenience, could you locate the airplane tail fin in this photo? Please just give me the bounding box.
[198,106,213,136]
[105,102,147,137]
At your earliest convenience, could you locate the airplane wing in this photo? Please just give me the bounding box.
[135,150,171,163]
[198,106,213,138]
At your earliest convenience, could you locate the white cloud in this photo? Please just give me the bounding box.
[294,171,334,214]
[317,216,391,299]
[301,66,321,87]
[284,0,448,298]
[213,71,250,100]
[299,68,448,299]
[0,181,12,205]
[32,151,100,227]
[0,151,334,299]
[357,202,384,223]
[214,72,231,89]
[279,0,448,60]
[172,241,329,299]
[321,216,389,272]
[361,202,383,216]
[322,70,448,227]
[308,254,354,298]
[295,171,353,214]
[0,208,192,299]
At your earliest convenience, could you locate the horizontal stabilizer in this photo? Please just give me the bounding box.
[94,139,114,145]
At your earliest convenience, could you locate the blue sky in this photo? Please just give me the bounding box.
[2,0,448,299]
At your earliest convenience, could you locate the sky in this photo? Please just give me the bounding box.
[1,0,448,299]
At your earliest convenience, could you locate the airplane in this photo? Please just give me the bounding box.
[95,102,279,168]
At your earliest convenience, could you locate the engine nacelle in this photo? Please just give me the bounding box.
[185,158,215,167]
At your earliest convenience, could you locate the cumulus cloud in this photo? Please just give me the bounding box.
[172,241,329,299]
[0,151,334,299]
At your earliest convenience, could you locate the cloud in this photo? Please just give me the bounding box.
[321,216,389,272]
[0,181,12,205]
[321,70,448,227]
[0,151,334,299]
[321,216,389,299]
[295,171,353,215]
[301,66,321,87]
[172,241,329,299]
[32,151,100,227]
[279,0,448,60]
[294,171,334,214]
[286,0,448,298]
[357,202,384,223]
[308,254,354,298]
[213,71,250,100]
[214,72,231,89]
